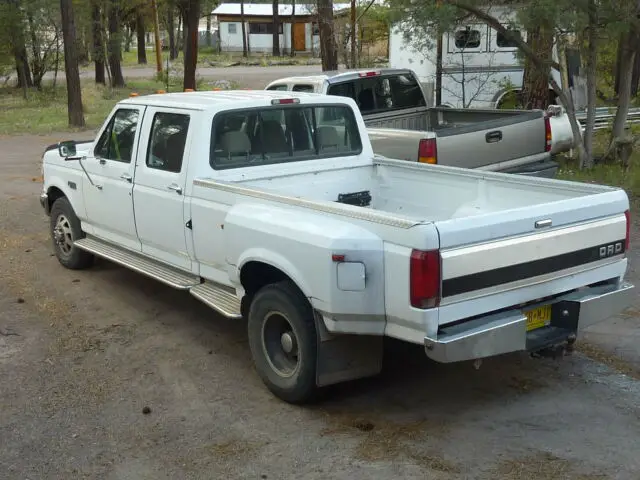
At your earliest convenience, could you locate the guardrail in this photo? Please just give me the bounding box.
[573,106,640,131]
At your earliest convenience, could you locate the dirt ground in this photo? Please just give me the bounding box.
[1,131,640,480]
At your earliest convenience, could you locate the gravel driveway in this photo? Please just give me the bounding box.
[1,132,639,480]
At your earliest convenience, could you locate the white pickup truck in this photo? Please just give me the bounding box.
[40,90,633,404]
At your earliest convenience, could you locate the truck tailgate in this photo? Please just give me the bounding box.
[435,110,546,170]
[434,186,630,311]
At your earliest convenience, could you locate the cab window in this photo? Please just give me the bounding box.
[210,104,362,170]
[146,112,191,173]
[94,108,139,163]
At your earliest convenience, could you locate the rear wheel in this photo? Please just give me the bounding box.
[247,280,318,404]
[50,196,93,270]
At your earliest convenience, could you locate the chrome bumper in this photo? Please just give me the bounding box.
[40,192,49,215]
[424,281,635,363]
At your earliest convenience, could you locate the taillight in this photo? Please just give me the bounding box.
[625,209,631,252]
[544,115,552,152]
[418,138,437,164]
[410,249,441,309]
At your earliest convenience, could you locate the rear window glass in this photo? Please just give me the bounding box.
[326,73,426,113]
[210,104,363,170]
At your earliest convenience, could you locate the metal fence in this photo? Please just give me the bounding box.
[573,107,640,131]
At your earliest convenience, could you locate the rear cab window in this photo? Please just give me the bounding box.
[210,103,362,170]
[326,73,426,114]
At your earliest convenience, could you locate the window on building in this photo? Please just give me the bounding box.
[249,22,284,35]
[454,27,481,49]
[146,112,191,173]
[312,22,320,36]
[496,28,521,48]
[228,23,237,34]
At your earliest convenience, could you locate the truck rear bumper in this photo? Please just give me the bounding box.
[424,280,634,363]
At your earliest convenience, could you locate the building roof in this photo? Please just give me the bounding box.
[212,3,351,17]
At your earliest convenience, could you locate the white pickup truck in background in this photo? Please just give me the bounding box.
[40,90,633,404]
[265,68,576,177]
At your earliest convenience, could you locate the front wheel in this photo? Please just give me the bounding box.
[50,196,94,270]
[247,280,318,404]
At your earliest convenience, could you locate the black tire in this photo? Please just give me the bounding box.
[247,280,318,404]
[49,196,94,270]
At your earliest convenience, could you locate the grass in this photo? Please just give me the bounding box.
[556,127,640,198]
[0,76,237,135]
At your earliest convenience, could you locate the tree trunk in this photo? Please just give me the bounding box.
[136,11,148,64]
[350,0,356,68]
[290,0,296,57]
[92,1,105,84]
[181,7,188,58]
[14,47,33,89]
[241,0,248,57]
[317,0,338,71]
[60,0,85,127]
[107,0,125,87]
[605,26,639,164]
[124,25,132,52]
[582,0,598,169]
[272,0,280,56]
[522,25,554,109]
[206,14,212,47]
[168,7,178,60]
[183,0,200,90]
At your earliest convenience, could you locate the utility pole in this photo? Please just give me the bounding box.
[151,0,163,74]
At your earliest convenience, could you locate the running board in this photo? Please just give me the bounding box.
[74,237,200,290]
[190,282,242,319]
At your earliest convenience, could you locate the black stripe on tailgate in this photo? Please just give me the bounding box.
[442,239,626,298]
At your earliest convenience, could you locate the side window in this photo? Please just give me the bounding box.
[454,28,481,49]
[146,112,190,173]
[94,108,139,163]
[292,84,315,92]
[266,84,289,91]
[496,28,521,48]
[228,23,237,34]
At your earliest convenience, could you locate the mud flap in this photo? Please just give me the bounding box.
[314,313,384,387]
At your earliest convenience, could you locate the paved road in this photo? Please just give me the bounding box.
[0,132,639,479]
[37,64,328,89]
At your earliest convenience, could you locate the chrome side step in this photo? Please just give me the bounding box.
[190,282,242,319]
[74,237,200,290]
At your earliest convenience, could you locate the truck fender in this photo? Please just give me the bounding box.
[44,175,86,220]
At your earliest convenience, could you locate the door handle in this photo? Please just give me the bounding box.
[120,173,132,183]
[167,183,182,195]
[485,130,503,143]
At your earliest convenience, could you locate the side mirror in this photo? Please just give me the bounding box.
[58,141,77,159]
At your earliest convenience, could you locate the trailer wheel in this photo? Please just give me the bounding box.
[247,280,318,404]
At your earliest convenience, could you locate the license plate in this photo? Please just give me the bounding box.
[525,304,552,331]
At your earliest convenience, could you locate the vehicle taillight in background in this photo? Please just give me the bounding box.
[410,249,441,309]
[271,98,300,105]
[358,71,381,77]
[625,209,631,253]
[544,115,552,152]
[418,138,437,164]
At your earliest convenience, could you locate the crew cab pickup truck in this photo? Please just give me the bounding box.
[40,90,633,404]
[265,68,575,177]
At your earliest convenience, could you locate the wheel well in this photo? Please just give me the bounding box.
[240,261,304,319]
[47,186,66,211]
[240,261,292,297]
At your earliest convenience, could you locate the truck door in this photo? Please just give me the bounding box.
[132,107,193,271]
[82,106,144,252]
